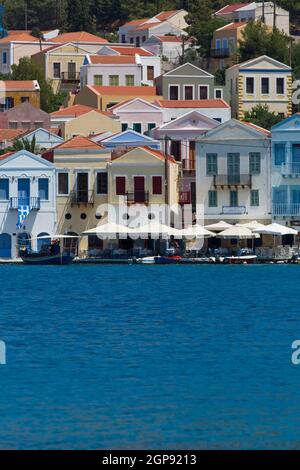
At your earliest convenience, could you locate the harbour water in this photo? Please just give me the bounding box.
[0,264,300,449]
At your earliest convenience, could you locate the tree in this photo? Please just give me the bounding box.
[243,104,285,130]
[238,21,290,64]
[10,57,66,113]
[13,135,39,154]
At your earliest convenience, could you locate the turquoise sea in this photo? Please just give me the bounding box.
[0,264,300,449]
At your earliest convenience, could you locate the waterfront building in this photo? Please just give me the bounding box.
[0,80,40,111]
[153,99,231,124]
[97,45,161,86]
[118,10,188,45]
[0,101,50,131]
[196,119,271,225]
[271,114,300,225]
[109,98,164,134]
[0,150,56,259]
[226,55,292,119]
[75,85,159,111]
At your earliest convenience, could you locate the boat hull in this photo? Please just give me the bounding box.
[21,253,73,265]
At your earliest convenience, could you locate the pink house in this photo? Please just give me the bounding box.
[109,98,164,134]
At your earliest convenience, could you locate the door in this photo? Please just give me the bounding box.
[134,176,145,203]
[68,62,76,80]
[18,178,30,205]
[0,234,11,258]
[189,141,196,169]
[292,145,300,172]
[227,153,240,185]
[77,173,89,203]
[169,86,179,100]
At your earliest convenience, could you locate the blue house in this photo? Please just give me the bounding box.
[24,128,64,150]
[272,114,300,223]
[94,129,161,150]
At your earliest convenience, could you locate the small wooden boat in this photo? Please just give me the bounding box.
[154,255,182,264]
[20,235,79,265]
[220,255,257,265]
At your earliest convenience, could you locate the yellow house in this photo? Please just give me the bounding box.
[210,22,246,73]
[75,85,160,111]
[61,109,121,140]
[0,80,40,110]
[32,42,90,93]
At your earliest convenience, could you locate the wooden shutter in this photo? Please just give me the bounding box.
[116,176,126,195]
[152,176,162,195]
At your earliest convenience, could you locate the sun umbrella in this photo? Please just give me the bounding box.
[237,220,266,231]
[129,221,182,239]
[181,225,215,239]
[217,226,260,239]
[205,221,233,232]
[253,223,298,236]
[82,222,134,239]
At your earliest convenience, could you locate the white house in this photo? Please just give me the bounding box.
[109,98,164,134]
[96,45,161,85]
[80,55,143,88]
[271,114,300,224]
[23,128,64,150]
[153,98,232,123]
[196,119,272,224]
[143,35,194,62]
[0,150,57,259]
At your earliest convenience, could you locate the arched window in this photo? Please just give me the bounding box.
[37,232,51,252]
[17,232,31,256]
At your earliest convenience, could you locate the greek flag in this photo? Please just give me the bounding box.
[17,205,30,229]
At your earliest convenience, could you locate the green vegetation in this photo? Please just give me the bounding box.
[243,104,285,130]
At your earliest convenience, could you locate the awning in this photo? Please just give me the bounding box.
[217,226,260,239]
[205,221,233,231]
[253,223,298,236]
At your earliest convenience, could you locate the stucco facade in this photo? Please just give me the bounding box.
[61,110,121,140]
[110,98,164,134]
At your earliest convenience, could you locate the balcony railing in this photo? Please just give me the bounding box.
[182,159,196,172]
[70,190,94,206]
[126,191,149,204]
[9,197,40,210]
[214,174,252,188]
[179,191,192,204]
[61,72,80,82]
[273,203,300,217]
[222,205,246,215]
[281,164,300,176]
[210,48,230,58]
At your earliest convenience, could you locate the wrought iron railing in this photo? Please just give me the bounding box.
[210,48,230,58]
[273,203,300,216]
[126,191,149,204]
[61,72,80,82]
[9,197,40,209]
[222,205,246,215]
[214,174,252,188]
[70,190,94,206]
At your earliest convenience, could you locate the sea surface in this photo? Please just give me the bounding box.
[0,264,300,449]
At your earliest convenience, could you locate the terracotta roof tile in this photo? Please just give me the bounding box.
[154,99,230,108]
[108,46,154,56]
[0,129,26,141]
[216,21,247,31]
[1,80,40,91]
[88,85,158,96]
[242,121,271,136]
[51,31,108,43]
[154,10,180,21]
[215,3,250,15]
[53,135,104,150]
[0,151,14,160]
[135,22,161,31]
[89,55,137,64]
[50,104,99,117]
[123,18,149,27]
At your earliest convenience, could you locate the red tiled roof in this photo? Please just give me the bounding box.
[215,3,250,16]
[0,31,40,43]
[53,135,104,150]
[112,146,176,163]
[88,85,158,96]
[51,31,108,44]
[0,129,26,141]
[0,151,14,160]
[135,22,161,31]
[89,56,137,65]
[155,10,180,21]
[122,18,149,27]
[242,121,271,136]
[50,104,99,117]
[216,21,247,31]
[154,35,188,43]
[108,46,154,56]
[154,99,230,108]
[1,80,39,91]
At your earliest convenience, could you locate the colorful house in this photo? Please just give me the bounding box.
[0,102,50,131]
[49,31,108,52]
[21,128,64,150]
[0,129,26,150]
[109,98,164,134]
[143,35,194,62]
[0,150,57,259]
[0,80,40,111]
[61,109,121,140]
[50,104,98,128]
[75,85,159,111]
[226,55,292,119]
[196,119,271,225]
[94,129,161,150]
[210,22,246,73]
[153,99,231,124]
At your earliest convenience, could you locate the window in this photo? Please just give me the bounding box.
[34,121,43,129]
[0,178,9,200]
[121,34,126,43]
[21,96,29,103]
[38,178,49,200]
[249,152,261,174]
[206,153,218,175]
[97,172,108,194]
[93,75,103,85]
[277,77,285,94]
[109,75,119,86]
[184,85,193,100]
[148,123,156,132]
[250,189,259,206]
[147,66,154,81]
[222,38,228,49]
[2,51,7,65]
[273,187,287,204]
[208,190,217,207]
[130,38,134,44]
[246,77,254,94]
[230,190,238,207]
[116,176,126,195]
[121,123,128,132]
[214,88,223,99]
[216,39,221,49]
[152,176,162,195]
[125,75,135,86]
[169,85,179,100]
[21,121,31,130]
[53,62,61,79]
[274,144,286,165]
[199,85,208,100]
[58,172,69,195]
[5,97,14,110]
[133,123,142,133]
[261,77,269,94]
[136,37,140,47]
[142,36,146,43]
[8,121,18,129]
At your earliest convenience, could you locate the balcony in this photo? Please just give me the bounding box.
[70,190,94,206]
[61,72,80,82]
[214,174,252,188]
[281,164,300,177]
[210,48,230,58]
[222,205,246,215]
[273,203,300,217]
[179,191,192,205]
[126,191,149,205]
[182,159,196,174]
[9,197,40,210]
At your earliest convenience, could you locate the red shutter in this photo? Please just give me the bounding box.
[152,176,162,195]
[116,176,126,195]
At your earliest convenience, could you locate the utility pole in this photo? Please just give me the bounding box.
[24,1,28,31]
[262,0,265,23]
[164,136,169,208]
[273,2,276,29]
